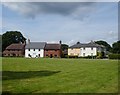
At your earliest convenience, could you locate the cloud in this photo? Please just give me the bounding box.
[1,0,119,2]
[2,2,95,19]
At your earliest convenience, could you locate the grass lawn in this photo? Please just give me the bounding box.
[2,58,118,93]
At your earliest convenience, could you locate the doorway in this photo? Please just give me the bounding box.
[50,54,53,58]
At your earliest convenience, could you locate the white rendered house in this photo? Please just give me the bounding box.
[68,41,106,57]
[25,42,46,58]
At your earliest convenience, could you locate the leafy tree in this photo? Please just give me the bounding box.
[112,41,120,54]
[2,31,26,51]
[95,40,112,52]
[61,44,68,58]
[0,35,2,56]
[61,44,68,51]
[0,35,1,43]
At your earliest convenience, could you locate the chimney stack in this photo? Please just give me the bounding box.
[77,41,80,44]
[59,40,62,45]
[28,39,30,44]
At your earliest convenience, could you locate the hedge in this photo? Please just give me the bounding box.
[108,54,120,59]
[68,55,96,59]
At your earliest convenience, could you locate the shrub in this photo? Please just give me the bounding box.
[64,55,69,58]
[68,56,78,58]
[108,54,120,59]
[97,52,106,59]
[83,56,96,59]
[78,56,96,59]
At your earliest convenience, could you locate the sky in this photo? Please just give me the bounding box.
[1,2,118,46]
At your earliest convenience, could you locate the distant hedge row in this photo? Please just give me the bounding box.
[108,54,120,59]
[67,55,97,59]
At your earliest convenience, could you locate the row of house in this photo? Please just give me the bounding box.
[3,40,106,58]
[25,42,61,58]
[3,41,62,58]
[68,41,106,57]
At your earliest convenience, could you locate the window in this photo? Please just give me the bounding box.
[83,47,85,50]
[39,49,40,51]
[91,53,93,56]
[46,54,48,57]
[38,54,40,57]
[28,49,30,51]
[28,54,31,57]
[91,47,93,50]
[34,49,35,51]
[12,53,16,56]
[83,53,85,56]
[55,50,57,51]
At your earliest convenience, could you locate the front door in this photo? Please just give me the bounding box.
[50,54,53,58]
[33,53,36,58]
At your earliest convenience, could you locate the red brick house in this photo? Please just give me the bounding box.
[44,44,62,58]
[3,43,25,57]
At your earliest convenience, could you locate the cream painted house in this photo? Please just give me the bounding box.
[68,48,80,56]
[68,41,106,57]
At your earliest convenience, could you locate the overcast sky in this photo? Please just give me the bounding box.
[1,2,118,45]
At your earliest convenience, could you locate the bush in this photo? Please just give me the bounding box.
[68,56,78,58]
[83,56,96,59]
[109,54,120,59]
[97,52,105,59]
[64,55,69,58]
[61,54,69,58]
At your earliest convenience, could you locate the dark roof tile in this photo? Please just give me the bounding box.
[45,44,61,50]
[69,42,105,48]
[6,44,25,50]
[25,42,46,49]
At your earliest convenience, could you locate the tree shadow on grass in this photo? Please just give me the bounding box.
[2,70,61,80]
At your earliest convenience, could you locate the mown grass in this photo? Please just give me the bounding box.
[2,58,118,93]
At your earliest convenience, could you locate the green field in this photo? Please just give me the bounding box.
[2,58,118,93]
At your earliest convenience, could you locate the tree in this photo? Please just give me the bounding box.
[95,40,112,52]
[2,31,26,51]
[0,35,2,56]
[61,44,68,51]
[61,44,68,58]
[112,41,120,54]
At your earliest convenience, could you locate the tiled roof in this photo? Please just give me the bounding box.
[69,42,105,48]
[6,44,25,50]
[45,44,61,50]
[25,42,46,49]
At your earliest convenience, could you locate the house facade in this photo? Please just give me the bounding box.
[3,43,25,57]
[68,41,106,57]
[44,44,62,58]
[25,42,46,58]
[68,48,80,56]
